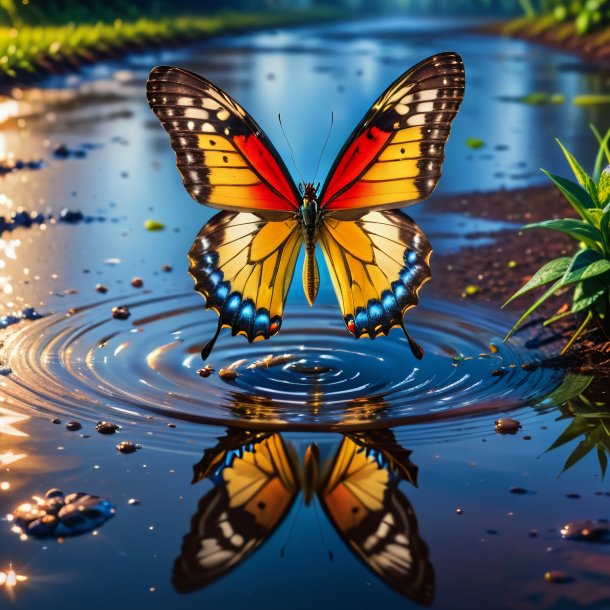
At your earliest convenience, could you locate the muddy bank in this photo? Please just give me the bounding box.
[481,18,610,64]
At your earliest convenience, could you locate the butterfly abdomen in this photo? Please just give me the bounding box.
[303,242,319,306]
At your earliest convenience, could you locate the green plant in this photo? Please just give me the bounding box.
[504,126,610,354]
[539,375,610,477]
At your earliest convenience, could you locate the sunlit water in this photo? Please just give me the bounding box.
[0,16,608,610]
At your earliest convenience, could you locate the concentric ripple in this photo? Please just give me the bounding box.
[2,292,565,432]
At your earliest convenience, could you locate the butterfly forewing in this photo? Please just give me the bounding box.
[320,52,464,214]
[146,66,300,217]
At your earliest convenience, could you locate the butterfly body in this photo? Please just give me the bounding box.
[147,53,465,360]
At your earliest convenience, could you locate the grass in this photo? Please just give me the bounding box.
[504,126,610,354]
[0,9,340,81]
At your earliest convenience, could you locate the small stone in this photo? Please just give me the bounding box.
[128,498,140,506]
[495,418,521,434]
[544,570,573,584]
[510,486,529,495]
[161,264,172,272]
[131,277,143,288]
[95,284,108,293]
[96,421,120,435]
[491,368,508,377]
[112,305,130,320]
[166,423,176,428]
[197,364,215,378]
[51,418,61,425]
[528,529,539,538]
[65,421,82,431]
[58,208,84,223]
[116,441,140,454]
[455,508,463,515]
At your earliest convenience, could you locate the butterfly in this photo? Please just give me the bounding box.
[146,53,465,360]
[172,428,434,604]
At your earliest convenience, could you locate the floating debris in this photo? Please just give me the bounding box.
[289,362,332,375]
[111,305,130,320]
[219,358,247,382]
[565,493,581,500]
[95,284,108,293]
[455,508,463,515]
[65,421,82,432]
[0,307,43,329]
[116,441,140,454]
[247,353,295,369]
[131,277,143,288]
[161,264,172,272]
[96,421,120,435]
[128,498,140,506]
[510,486,530,495]
[13,488,115,539]
[0,366,11,376]
[196,364,215,378]
[572,94,610,106]
[544,570,573,584]
[0,159,44,175]
[465,137,485,149]
[51,418,61,425]
[560,520,610,542]
[495,418,521,434]
[491,368,508,377]
[521,362,539,371]
[144,219,165,231]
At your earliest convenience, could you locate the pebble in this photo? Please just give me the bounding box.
[116,441,140,454]
[65,421,82,431]
[58,208,84,223]
[495,418,521,434]
[131,277,143,288]
[95,284,108,293]
[456,508,463,515]
[96,421,120,435]
[111,305,130,320]
[491,368,508,377]
[544,570,572,584]
[13,487,115,539]
[161,264,172,272]
[196,365,215,378]
[510,486,529,494]
[51,418,61,425]
[128,498,140,506]
[561,520,610,542]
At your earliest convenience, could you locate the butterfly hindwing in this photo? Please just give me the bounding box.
[318,209,431,340]
[318,436,434,605]
[147,66,300,217]
[189,211,303,344]
[320,52,464,215]
[173,433,299,592]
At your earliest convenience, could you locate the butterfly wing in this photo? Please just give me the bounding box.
[173,433,299,593]
[318,209,431,351]
[189,211,303,354]
[147,66,300,218]
[317,436,434,605]
[319,52,464,216]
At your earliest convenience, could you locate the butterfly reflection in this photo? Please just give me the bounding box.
[173,428,434,605]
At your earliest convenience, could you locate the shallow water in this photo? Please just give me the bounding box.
[0,16,609,610]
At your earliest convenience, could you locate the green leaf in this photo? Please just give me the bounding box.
[561,248,610,286]
[599,167,610,207]
[503,257,571,307]
[556,139,598,205]
[561,438,595,475]
[597,446,608,478]
[547,416,596,451]
[524,218,603,247]
[590,125,610,182]
[505,278,563,340]
[538,374,593,408]
[572,287,606,312]
[542,170,595,220]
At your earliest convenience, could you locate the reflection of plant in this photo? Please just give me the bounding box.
[543,377,610,477]
[504,127,610,354]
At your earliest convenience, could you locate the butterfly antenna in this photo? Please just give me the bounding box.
[278,113,305,186]
[313,499,334,561]
[313,111,334,186]
[280,495,303,558]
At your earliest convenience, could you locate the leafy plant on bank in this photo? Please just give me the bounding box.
[504,126,610,354]
[517,0,610,35]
